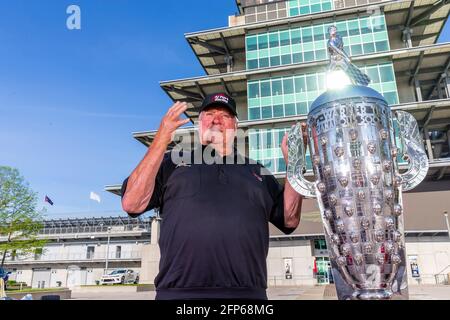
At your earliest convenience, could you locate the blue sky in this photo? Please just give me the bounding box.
[0,1,449,219]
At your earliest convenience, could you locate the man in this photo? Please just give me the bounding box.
[121,93,304,300]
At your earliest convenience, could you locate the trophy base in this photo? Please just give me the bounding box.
[352,289,393,300]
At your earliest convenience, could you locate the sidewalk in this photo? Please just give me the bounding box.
[70,284,450,300]
[267,284,450,300]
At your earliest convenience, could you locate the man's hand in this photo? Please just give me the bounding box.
[154,102,190,147]
[281,122,308,163]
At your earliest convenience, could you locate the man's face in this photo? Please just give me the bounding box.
[199,105,237,146]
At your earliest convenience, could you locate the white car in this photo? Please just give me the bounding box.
[99,269,139,285]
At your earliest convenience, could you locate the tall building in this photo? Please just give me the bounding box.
[107,0,450,286]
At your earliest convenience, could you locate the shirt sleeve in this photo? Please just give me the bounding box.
[120,153,169,217]
[264,171,297,235]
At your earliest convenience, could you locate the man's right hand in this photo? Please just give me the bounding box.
[154,102,190,147]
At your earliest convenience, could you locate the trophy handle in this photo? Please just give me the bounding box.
[394,111,429,191]
[287,123,316,198]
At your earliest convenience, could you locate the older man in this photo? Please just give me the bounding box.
[121,93,304,300]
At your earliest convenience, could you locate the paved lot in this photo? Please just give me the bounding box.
[70,284,450,300]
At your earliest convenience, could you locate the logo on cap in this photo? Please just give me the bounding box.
[213,94,229,104]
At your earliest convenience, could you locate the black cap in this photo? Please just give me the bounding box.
[199,93,237,117]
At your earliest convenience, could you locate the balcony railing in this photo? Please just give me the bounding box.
[37,225,150,235]
[4,251,142,263]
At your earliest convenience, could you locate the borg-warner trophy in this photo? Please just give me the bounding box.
[287,26,429,300]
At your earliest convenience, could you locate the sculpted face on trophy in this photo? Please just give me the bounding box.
[287,26,429,300]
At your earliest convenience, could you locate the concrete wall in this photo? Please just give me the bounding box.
[396,79,418,104]
[139,244,161,285]
[267,240,316,286]
[405,237,450,285]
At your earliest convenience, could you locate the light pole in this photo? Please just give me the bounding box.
[105,227,112,273]
[444,211,450,239]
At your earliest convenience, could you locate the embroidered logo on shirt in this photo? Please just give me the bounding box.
[176,161,191,168]
[252,171,263,182]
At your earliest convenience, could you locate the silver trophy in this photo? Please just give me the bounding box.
[287,27,429,300]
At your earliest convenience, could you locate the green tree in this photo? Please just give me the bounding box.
[0,166,47,268]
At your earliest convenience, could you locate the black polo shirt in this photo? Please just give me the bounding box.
[121,146,295,300]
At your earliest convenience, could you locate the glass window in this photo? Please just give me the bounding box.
[304,51,314,62]
[248,83,260,99]
[299,6,310,15]
[360,18,371,34]
[281,54,292,65]
[313,26,325,41]
[258,34,268,49]
[249,132,258,148]
[306,75,317,91]
[363,43,375,54]
[272,79,283,96]
[322,1,332,11]
[311,4,321,13]
[262,106,272,119]
[280,31,291,46]
[380,65,394,82]
[375,40,389,52]
[350,44,363,56]
[302,27,313,43]
[273,105,284,117]
[315,50,326,60]
[276,130,285,147]
[317,74,325,91]
[278,158,287,172]
[295,77,306,93]
[260,81,271,97]
[336,22,348,37]
[293,53,303,63]
[259,58,269,68]
[249,108,261,120]
[291,29,301,44]
[384,92,398,105]
[296,102,308,115]
[266,131,273,148]
[247,60,258,69]
[285,103,296,116]
[348,20,360,36]
[283,78,294,94]
[247,36,257,51]
[366,68,380,83]
[270,56,281,66]
[269,33,279,48]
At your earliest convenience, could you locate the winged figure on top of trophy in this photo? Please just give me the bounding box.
[287,25,429,300]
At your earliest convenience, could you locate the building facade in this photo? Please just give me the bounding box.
[106,0,450,287]
[1,217,152,289]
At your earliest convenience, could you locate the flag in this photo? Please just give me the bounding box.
[44,195,54,206]
[313,258,318,274]
[90,191,101,203]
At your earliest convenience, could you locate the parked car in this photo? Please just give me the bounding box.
[99,269,139,285]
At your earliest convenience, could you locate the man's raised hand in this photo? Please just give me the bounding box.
[154,102,190,147]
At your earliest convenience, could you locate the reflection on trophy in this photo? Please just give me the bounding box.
[287,26,429,300]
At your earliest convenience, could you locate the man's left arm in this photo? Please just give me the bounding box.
[281,123,308,229]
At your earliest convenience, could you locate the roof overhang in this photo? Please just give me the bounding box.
[161,42,450,122]
[185,0,450,74]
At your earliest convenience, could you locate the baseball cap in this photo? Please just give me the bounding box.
[199,93,237,117]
